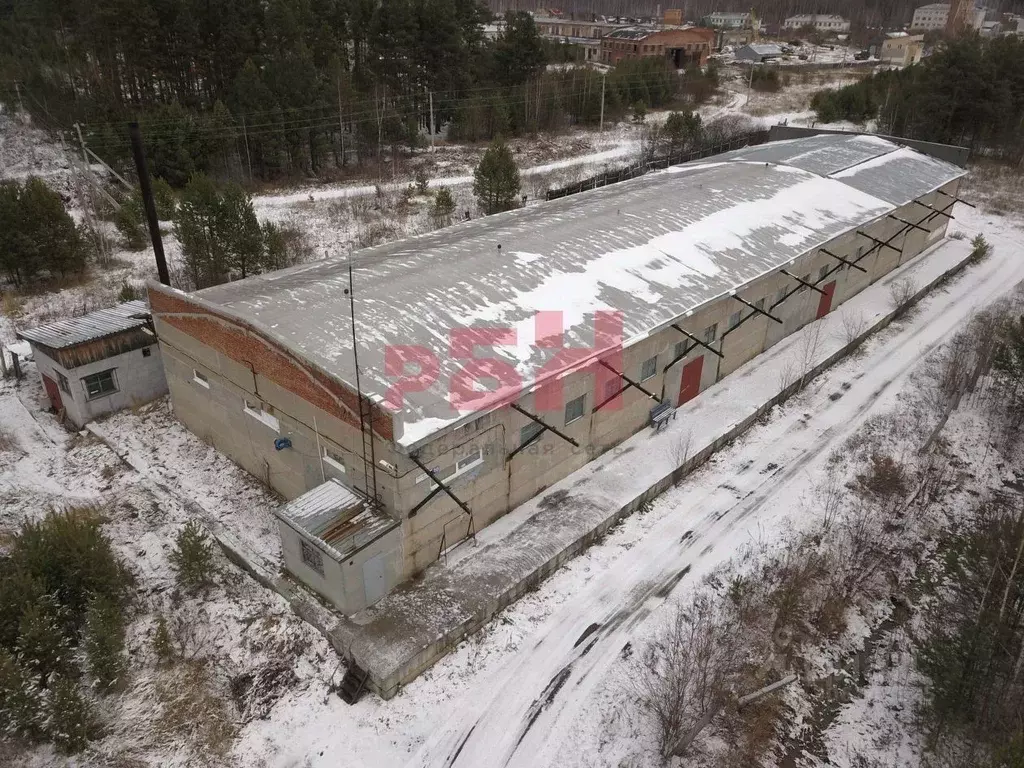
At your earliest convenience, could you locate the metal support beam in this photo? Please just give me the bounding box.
[407,482,445,518]
[510,403,579,448]
[936,189,975,208]
[820,247,867,273]
[409,454,473,517]
[780,269,827,296]
[912,200,954,219]
[599,359,659,401]
[662,340,697,373]
[887,214,929,234]
[670,323,723,358]
[733,294,782,324]
[857,230,902,253]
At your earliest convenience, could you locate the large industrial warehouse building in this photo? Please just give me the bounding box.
[148,133,966,613]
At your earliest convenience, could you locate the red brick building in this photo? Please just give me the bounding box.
[600,27,714,67]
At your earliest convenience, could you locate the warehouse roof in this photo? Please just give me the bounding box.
[18,300,150,349]
[186,134,965,450]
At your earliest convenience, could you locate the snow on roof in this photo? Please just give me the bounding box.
[189,134,964,450]
[17,300,151,349]
[737,43,784,57]
[275,478,398,561]
[606,26,656,39]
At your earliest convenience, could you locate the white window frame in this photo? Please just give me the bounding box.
[193,369,210,389]
[244,399,280,431]
[520,420,544,448]
[703,323,718,344]
[564,394,586,425]
[639,357,657,382]
[321,445,347,475]
[82,369,118,400]
[674,340,687,360]
[728,310,742,330]
[416,448,483,487]
[56,371,71,395]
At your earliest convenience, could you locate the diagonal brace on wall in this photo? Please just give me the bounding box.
[935,189,975,208]
[732,294,782,323]
[592,358,660,413]
[857,230,902,253]
[671,324,724,358]
[887,214,929,234]
[663,339,698,373]
[409,454,473,517]
[912,200,954,219]
[507,402,579,461]
[819,247,866,273]
[779,269,827,296]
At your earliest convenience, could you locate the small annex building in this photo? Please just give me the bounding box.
[18,300,167,427]
[734,43,784,62]
[148,133,967,614]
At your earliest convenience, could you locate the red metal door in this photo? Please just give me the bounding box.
[816,281,837,319]
[678,356,704,406]
[42,374,63,412]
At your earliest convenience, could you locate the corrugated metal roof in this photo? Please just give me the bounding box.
[607,26,655,39]
[185,134,966,449]
[18,300,150,349]
[276,479,398,560]
[736,43,784,58]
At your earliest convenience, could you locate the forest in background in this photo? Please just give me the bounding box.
[811,35,1024,163]
[0,1,701,186]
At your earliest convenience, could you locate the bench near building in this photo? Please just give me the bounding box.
[147,133,966,615]
[18,300,167,427]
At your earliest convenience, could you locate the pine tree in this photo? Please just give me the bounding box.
[83,595,126,693]
[114,193,147,251]
[0,178,87,285]
[152,614,175,664]
[175,173,227,289]
[15,596,72,685]
[220,183,264,279]
[431,187,456,227]
[0,649,47,742]
[492,11,547,87]
[473,139,521,216]
[170,520,216,592]
[45,676,95,754]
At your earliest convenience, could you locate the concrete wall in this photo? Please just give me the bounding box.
[277,516,402,615]
[32,341,167,427]
[392,179,959,574]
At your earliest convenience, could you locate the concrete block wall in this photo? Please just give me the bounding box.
[32,342,167,427]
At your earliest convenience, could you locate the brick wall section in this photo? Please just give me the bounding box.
[148,287,394,442]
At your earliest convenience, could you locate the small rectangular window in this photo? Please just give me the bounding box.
[244,399,280,431]
[564,394,586,425]
[57,371,71,395]
[300,539,324,576]
[640,357,657,382]
[818,266,829,281]
[142,347,152,358]
[322,446,346,475]
[521,421,544,447]
[82,369,118,399]
[703,324,718,344]
[193,369,210,389]
[674,340,687,359]
[456,448,483,471]
[728,310,742,330]
[604,379,620,400]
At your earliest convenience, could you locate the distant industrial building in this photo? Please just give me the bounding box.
[19,301,167,427]
[734,42,784,62]
[783,14,851,33]
[910,2,986,31]
[149,134,966,614]
[705,10,755,28]
[880,33,924,65]
[600,26,714,67]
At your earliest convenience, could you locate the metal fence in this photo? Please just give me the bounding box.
[544,129,770,201]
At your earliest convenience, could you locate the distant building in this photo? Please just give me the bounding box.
[716,27,758,49]
[663,8,684,26]
[601,26,715,67]
[532,16,630,41]
[734,42,784,62]
[979,20,1002,36]
[18,301,167,427]
[705,10,755,28]
[910,3,986,31]
[880,33,924,65]
[783,14,851,33]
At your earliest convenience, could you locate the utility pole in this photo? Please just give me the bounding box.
[129,122,171,286]
[599,71,606,133]
[337,70,346,168]
[74,122,89,167]
[428,90,435,152]
[242,116,253,183]
[14,81,23,113]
